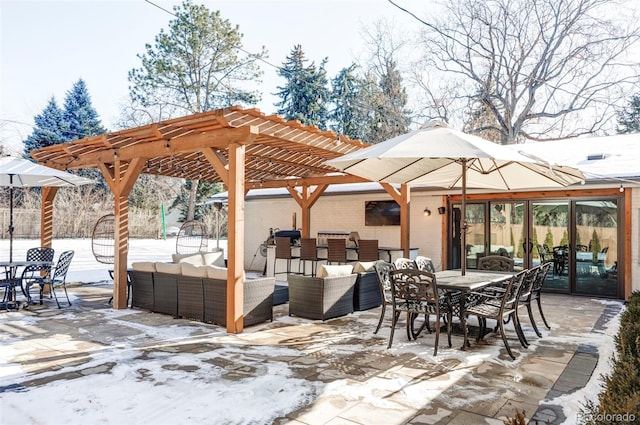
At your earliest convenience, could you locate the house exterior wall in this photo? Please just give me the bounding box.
[243,187,636,299]
[243,191,445,272]
[631,188,639,295]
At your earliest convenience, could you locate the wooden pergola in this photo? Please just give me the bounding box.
[30,106,414,333]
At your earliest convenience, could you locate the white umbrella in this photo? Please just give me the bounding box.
[325,122,586,274]
[0,156,94,262]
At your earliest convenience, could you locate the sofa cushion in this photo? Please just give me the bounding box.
[353,261,377,273]
[132,261,156,272]
[317,264,354,278]
[171,253,204,266]
[181,263,208,277]
[202,250,225,267]
[206,265,228,280]
[155,262,182,274]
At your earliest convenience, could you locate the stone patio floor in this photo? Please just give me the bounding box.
[0,282,624,425]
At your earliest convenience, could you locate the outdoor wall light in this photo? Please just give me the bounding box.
[424,207,432,216]
[438,206,446,215]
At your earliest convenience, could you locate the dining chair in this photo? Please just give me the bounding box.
[388,268,452,356]
[25,250,75,308]
[327,238,349,264]
[20,247,55,303]
[463,270,527,360]
[373,261,395,335]
[521,262,552,337]
[477,255,514,271]
[415,256,435,273]
[357,239,379,262]
[299,238,326,276]
[393,257,417,270]
[273,236,299,275]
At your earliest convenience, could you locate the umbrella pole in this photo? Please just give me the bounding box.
[461,161,467,276]
[8,178,14,263]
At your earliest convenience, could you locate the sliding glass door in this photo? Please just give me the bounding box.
[447,196,622,298]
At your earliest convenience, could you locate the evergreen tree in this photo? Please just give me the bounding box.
[617,94,640,134]
[23,97,66,158]
[329,64,371,140]
[128,0,266,221]
[275,45,330,129]
[62,79,107,141]
[128,0,265,114]
[367,59,411,143]
[544,227,554,249]
[591,230,601,262]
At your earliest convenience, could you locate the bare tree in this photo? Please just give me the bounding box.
[391,0,640,143]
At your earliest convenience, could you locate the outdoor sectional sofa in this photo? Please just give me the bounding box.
[129,250,275,327]
[352,261,383,311]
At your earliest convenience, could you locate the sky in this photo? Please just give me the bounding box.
[0,0,420,156]
[0,237,625,424]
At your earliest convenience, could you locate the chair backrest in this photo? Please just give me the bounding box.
[357,239,379,262]
[415,256,435,273]
[503,270,527,309]
[52,251,75,282]
[519,266,540,300]
[176,220,208,254]
[394,257,417,270]
[477,255,514,271]
[92,214,115,265]
[389,269,439,307]
[275,237,294,259]
[327,238,347,263]
[531,262,552,293]
[373,260,394,302]
[300,238,318,261]
[23,247,55,275]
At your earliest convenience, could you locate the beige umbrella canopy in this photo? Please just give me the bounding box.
[326,122,586,274]
[0,156,94,262]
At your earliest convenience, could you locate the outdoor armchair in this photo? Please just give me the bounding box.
[477,255,514,272]
[288,265,357,321]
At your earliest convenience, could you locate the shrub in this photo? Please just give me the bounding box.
[581,291,640,424]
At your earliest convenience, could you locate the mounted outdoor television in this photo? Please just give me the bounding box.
[365,200,400,226]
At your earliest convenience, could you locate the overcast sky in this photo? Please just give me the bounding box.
[0,0,421,155]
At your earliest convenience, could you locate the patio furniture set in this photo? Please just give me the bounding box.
[376,257,553,359]
[1,247,75,310]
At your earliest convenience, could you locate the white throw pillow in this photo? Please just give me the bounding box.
[171,253,204,266]
[206,265,228,280]
[353,261,377,273]
[202,250,225,267]
[181,263,208,277]
[155,262,182,274]
[317,264,354,278]
[131,262,156,272]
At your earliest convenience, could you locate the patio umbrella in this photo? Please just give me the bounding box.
[0,156,94,262]
[325,122,586,275]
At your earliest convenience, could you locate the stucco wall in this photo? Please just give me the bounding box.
[243,191,445,272]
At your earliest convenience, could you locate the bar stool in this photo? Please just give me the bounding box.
[327,238,350,264]
[273,236,299,276]
[300,238,326,276]
[357,239,379,262]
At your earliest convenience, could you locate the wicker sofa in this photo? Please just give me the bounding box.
[288,264,358,321]
[129,251,275,327]
[352,261,382,311]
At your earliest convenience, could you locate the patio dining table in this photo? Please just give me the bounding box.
[435,270,515,348]
[0,260,54,310]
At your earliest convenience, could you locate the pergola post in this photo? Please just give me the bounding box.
[227,143,245,333]
[380,183,411,258]
[40,187,58,249]
[99,159,144,309]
